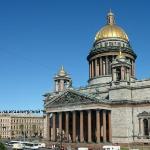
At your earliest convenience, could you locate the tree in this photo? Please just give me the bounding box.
[0,142,7,150]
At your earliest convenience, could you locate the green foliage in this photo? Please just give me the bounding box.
[0,142,7,150]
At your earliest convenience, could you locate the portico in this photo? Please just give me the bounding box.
[44,89,112,144]
[46,109,111,143]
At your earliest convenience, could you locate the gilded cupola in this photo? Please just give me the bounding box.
[95,10,129,42]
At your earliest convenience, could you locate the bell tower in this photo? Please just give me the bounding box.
[111,51,131,83]
[54,66,72,92]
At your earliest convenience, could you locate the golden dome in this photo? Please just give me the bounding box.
[95,10,129,41]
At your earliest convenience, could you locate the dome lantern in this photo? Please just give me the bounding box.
[107,9,115,25]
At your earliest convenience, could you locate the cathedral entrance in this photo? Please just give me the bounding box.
[46,109,112,144]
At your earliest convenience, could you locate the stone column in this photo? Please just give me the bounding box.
[89,62,92,78]
[133,62,135,77]
[91,61,93,78]
[108,111,112,142]
[65,112,69,141]
[121,66,125,80]
[103,59,106,75]
[52,113,56,141]
[59,79,64,91]
[88,110,92,143]
[59,112,62,133]
[139,118,141,137]
[141,118,144,138]
[148,118,150,138]
[46,113,50,141]
[55,81,58,92]
[108,57,111,74]
[114,68,117,81]
[112,68,114,81]
[126,68,130,81]
[100,57,102,75]
[103,110,106,142]
[96,58,99,76]
[96,110,100,143]
[106,56,108,75]
[93,59,96,77]
[72,111,76,142]
[131,60,134,77]
[80,111,84,142]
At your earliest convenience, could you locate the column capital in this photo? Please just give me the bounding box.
[96,109,101,112]
[71,110,77,113]
[87,109,91,113]
[103,109,106,113]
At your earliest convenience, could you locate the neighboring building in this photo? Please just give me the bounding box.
[43,10,150,148]
[0,115,11,139]
[0,113,44,139]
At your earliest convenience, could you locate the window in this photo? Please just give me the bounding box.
[143,119,149,136]
[109,42,113,46]
[118,42,121,46]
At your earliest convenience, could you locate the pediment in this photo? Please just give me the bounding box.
[138,111,150,117]
[45,89,103,108]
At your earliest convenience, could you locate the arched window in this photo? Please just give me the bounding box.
[143,119,149,136]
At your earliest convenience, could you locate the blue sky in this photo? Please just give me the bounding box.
[0,0,150,110]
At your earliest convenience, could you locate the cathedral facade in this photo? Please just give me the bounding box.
[44,11,150,147]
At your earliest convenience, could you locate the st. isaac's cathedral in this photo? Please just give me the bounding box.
[43,11,150,147]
